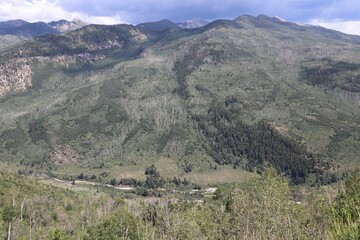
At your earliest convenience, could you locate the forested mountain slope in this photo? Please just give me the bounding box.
[0,14,359,185]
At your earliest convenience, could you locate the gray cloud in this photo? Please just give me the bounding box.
[1,0,360,32]
[57,0,258,23]
[55,0,360,24]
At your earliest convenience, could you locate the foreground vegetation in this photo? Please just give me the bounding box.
[0,168,358,239]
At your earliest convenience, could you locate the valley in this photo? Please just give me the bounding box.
[0,14,359,239]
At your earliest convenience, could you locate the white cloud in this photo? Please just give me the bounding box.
[84,15,125,25]
[0,0,124,24]
[309,19,360,36]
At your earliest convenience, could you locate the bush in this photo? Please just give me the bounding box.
[329,170,360,239]
[86,209,146,240]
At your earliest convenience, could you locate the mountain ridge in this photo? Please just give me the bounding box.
[177,19,209,28]
[0,19,88,36]
[0,19,88,50]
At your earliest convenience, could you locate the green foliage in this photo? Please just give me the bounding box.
[119,178,142,186]
[133,167,331,239]
[0,123,27,150]
[173,40,228,99]
[109,178,117,186]
[156,124,188,153]
[144,164,157,175]
[86,209,146,240]
[2,205,18,223]
[104,104,129,123]
[0,168,358,240]
[0,172,120,239]
[196,99,317,183]
[49,229,68,240]
[220,168,327,239]
[144,165,166,189]
[28,118,49,144]
[301,59,360,92]
[330,170,360,239]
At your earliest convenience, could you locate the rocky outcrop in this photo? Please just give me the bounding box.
[0,53,105,97]
[0,58,32,96]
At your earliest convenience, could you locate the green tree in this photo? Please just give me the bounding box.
[222,167,328,239]
[49,229,68,240]
[2,206,18,223]
[86,209,146,240]
[110,178,117,186]
[329,170,360,239]
[2,204,19,240]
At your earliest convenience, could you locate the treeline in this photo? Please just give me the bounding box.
[173,44,202,99]
[173,39,225,99]
[194,98,318,184]
[116,165,194,196]
[301,59,360,93]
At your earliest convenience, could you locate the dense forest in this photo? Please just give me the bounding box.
[194,99,324,184]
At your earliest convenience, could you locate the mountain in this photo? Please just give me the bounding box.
[177,19,209,28]
[136,18,210,32]
[0,20,32,49]
[0,14,359,186]
[0,19,87,36]
[0,34,30,49]
[48,19,88,33]
[137,19,180,32]
[0,19,29,29]
[0,19,88,50]
[11,22,59,36]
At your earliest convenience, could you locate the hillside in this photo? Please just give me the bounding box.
[0,14,359,186]
[0,168,358,239]
[0,171,127,239]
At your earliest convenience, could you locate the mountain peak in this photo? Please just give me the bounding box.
[71,18,88,26]
[0,19,29,28]
[48,19,87,33]
[257,14,271,19]
[137,19,179,32]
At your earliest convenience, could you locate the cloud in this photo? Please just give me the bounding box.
[1,0,360,35]
[57,0,259,23]
[0,0,124,24]
[0,0,65,22]
[309,19,360,35]
[53,0,360,24]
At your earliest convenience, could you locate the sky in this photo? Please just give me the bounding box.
[1,0,360,35]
